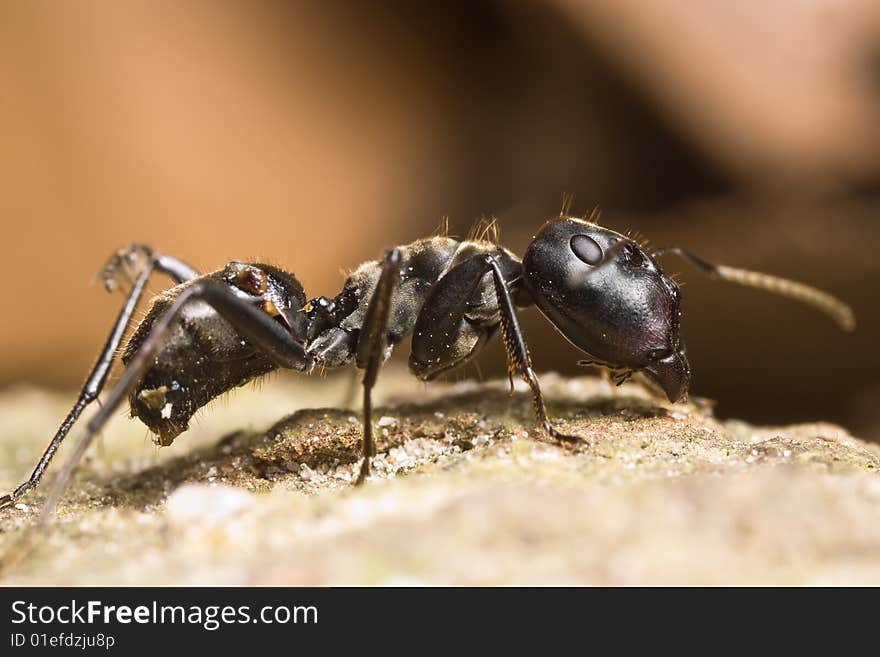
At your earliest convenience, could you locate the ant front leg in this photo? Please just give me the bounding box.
[354,248,403,484]
[484,256,583,445]
[410,252,582,445]
[0,245,199,511]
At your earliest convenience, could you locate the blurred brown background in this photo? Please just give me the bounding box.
[1,1,879,440]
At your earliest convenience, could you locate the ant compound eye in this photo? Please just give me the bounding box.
[623,243,645,267]
[570,234,603,265]
[646,348,669,361]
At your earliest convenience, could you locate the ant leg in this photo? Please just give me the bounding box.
[0,246,199,511]
[354,248,403,484]
[652,246,855,331]
[409,252,579,444]
[101,244,198,291]
[338,368,360,409]
[484,256,582,444]
[30,280,314,527]
[154,254,199,283]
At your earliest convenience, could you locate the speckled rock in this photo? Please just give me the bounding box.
[1,369,878,585]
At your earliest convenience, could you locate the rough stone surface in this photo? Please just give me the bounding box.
[1,369,879,585]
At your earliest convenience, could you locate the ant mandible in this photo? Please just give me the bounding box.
[0,212,855,523]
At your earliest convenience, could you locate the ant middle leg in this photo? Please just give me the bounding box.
[0,246,199,510]
[354,248,403,484]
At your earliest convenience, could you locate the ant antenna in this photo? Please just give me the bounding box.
[652,247,855,332]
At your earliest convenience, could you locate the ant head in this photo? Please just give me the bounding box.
[522,216,690,402]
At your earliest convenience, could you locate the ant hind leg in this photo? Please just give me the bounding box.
[25,279,314,528]
[0,247,197,510]
[0,246,199,511]
[101,244,198,292]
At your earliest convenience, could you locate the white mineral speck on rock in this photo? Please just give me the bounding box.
[14,503,28,512]
[377,416,397,427]
[299,463,315,480]
[164,483,252,529]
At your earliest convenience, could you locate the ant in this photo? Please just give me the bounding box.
[0,212,855,525]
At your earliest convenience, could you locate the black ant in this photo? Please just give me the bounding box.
[0,213,855,525]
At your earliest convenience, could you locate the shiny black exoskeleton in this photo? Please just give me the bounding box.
[0,214,855,519]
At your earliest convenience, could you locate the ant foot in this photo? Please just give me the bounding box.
[543,424,590,448]
[99,244,154,294]
[0,493,15,511]
[354,460,371,486]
